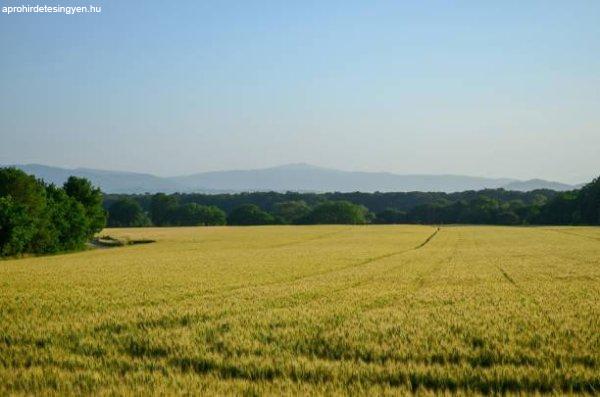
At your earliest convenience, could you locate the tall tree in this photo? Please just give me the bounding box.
[45,185,89,251]
[64,176,106,236]
[150,193,179,226]
[0,196,36,256]
[108,198,151,227]
[578,177,600,225]
[272,201,311,224]
[227,204,275,226]
[301,201,372,224]
[0,167,46,219]
[0,168,106,256]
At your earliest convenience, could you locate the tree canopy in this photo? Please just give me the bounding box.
[300,201,372,225]
[0,168,107,257]
[104,174,600,227]
[227,204,275,226]
[108,198,151,227]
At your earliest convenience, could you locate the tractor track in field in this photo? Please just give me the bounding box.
[261,228,352,249]
[413,227,440,250]
[546,228,600,242]
[166,227,445,327]
[357,227,454,316]
[231,226,447,337]
[495,263,568,338]
[213,227,443,319]
[107,226,442,323]
[479,238,590,350]
[227,226,441,292]
[497,266,518,287]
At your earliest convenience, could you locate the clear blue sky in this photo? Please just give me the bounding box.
[1,0,598,183]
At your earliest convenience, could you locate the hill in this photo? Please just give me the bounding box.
[13,164,181,194]
[502,179,576,192]
[7,163,577,193]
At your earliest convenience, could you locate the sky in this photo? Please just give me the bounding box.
[1,1,599,183]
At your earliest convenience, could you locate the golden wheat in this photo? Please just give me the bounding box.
[1,225,599,395]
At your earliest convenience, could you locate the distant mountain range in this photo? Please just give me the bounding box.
[7,163,578,194]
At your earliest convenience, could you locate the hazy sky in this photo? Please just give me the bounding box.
[1,1,598,183]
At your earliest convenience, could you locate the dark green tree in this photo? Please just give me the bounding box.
[0,196,36,256]
[272,200,311,224]
[0,167,47,219]
[375,209,407,224]
[173,203,226,226]
[0,168,114,256]
[150,193,179,226]
[45,185,89,251]
[108,198,151,227]
[300,201,371,224]
[0,168,48,254]
[496,210,520,225]
[63,176,106,236]
[577,176,600,225]
[537,192,579,225]
[227,204,275,226]
[197,205,227,226]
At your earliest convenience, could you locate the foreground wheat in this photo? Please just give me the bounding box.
[1,225,599,395]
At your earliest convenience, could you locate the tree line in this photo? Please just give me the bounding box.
[0,168,106,257]
[106,195,373,227]
[105,175,599,227]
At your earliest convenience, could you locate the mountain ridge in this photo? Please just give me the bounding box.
[6,163,578,194]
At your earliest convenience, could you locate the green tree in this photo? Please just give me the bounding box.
[63,176,106,236]
[407,203,444,224]
[198,205,227,226]
[0,196,36,256]
[173,203,226,226]
[301,201,371,224]
[45,185,89,251]
[272,201,311,224]
[108,198,151,227]
[0,168,108,256]
[537,192,579,225]
[577,176,600,225]
[150,193,179,226]
[496,210,520,225]
[0,168,49,254]
[375,209,407,224]
[227,204,275,226]
[0,167,46,219]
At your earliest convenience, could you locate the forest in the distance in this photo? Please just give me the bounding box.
[104,174,600,228]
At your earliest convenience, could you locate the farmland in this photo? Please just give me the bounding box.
[1,225,599,395]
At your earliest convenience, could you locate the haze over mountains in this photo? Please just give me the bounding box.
[10,163,578,194]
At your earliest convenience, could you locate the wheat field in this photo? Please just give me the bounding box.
[1,225,599,395]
